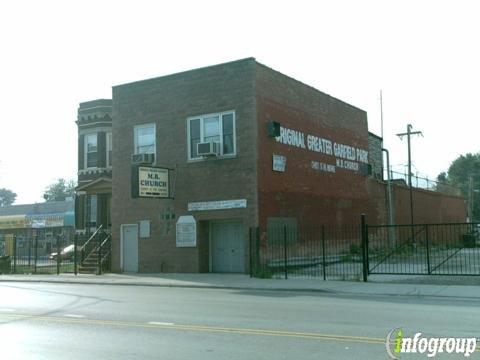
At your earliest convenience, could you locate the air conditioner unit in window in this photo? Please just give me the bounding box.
[131,153,155,165]
[197,142,220,157]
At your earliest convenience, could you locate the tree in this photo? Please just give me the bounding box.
[0,188,17,206]
[43,179,76,202]
[437,153,480,221]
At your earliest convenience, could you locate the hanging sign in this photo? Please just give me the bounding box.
[132,166,170,199]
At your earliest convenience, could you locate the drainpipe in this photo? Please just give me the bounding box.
[383,148,396,247]
[382,148,394,226]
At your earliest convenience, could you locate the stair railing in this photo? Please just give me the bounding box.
[98,234,112,275]
[81,225,104,265]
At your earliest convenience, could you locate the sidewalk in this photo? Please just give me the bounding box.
[1,273,480,299]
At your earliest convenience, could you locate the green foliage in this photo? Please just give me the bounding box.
[437,152,480,221]
[251,265,275,279]
[0,188,17,206]
[43,178,76,202]
[349,243,361,255]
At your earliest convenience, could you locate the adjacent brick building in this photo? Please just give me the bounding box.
[75,58,467,273]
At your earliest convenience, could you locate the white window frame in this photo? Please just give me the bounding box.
[106,132,112,168]
[134,123,156,155]
[84,133,98,169]
[187,110,236,161]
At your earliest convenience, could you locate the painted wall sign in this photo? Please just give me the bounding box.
[27,213,64,228]
[176,215,196,247]
[274,125,369,173]
[272,154,286,172]
[311,161,336,173]
[187,199,247,211]
[0,215,26,229]
[132,166,170,199]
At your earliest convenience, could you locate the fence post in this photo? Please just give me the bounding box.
[322,225,326,281]
[425,224,431,275]
[256,227,261,275]
[13,235,17,274]
[28,236,32,267]
[74,233,78,276]
[56,235,61,276]
[283,224,288,280]
[98,234,102,275]
[361,214,368,282]
[34,234,38,274]
[249,228,253,278]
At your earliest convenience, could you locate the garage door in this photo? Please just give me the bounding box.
[211,220,245,273]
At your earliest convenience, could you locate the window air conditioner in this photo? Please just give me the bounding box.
[197,142,220,157]
[131,153,155,164]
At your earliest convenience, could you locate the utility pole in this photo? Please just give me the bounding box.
[397,124,423,244]
[380,90,384,141]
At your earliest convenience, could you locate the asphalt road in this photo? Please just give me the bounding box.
[0,282,479,359]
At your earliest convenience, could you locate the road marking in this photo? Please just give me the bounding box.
[0,313,478,352]
[64,314,85,318]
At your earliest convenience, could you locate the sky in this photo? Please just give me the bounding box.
[0,0,479,204]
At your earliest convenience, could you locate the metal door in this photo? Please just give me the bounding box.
[122,224,138,272]
[211,220,244,273]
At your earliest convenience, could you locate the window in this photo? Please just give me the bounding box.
[134,123,156,154]
[85,133,97,168]
[187,111,236,160]
[87,194,97,228]
[107,132,112,167]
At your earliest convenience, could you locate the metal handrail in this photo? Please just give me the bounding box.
[82,225,104,264]
[98,234,112,274]
[99,233,111,249]
[82,224,104,250]
[99,234,112,263]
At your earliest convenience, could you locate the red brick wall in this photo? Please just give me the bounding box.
[255,62,467,228]
[391,185,466,224]
[255,63,371,228]
[366,180,467,225]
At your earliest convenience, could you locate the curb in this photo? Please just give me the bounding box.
[2,278,480,300]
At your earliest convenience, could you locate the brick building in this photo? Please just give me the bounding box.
[75,58,466,273]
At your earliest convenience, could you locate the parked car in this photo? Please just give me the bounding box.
[49,244,82,261]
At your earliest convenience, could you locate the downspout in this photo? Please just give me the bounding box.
[382,148,394,226]
[383,148,396,247]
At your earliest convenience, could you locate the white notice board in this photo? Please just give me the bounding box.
[176,215,197,247]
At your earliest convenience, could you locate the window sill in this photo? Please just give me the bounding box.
[78,168,113,175]
[187,154,237,163]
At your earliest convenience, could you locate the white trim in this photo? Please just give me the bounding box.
[78,124,112,131]
[187,110,236,161]
[79,126,112,135]
[78,168,112,176]
[120,223,138,272]
[106,132,112,168]
[84,132,98,170]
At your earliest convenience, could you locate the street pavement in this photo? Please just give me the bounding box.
[1,272,480,299]
[1,280,480,359]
